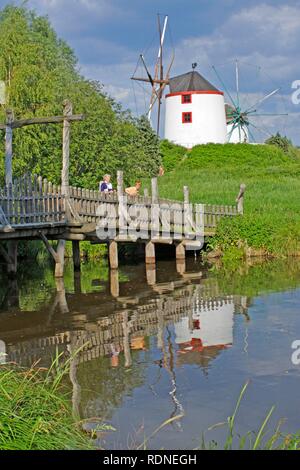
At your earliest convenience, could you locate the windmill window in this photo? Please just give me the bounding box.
[182,112,192,124]
[182,94,192,104]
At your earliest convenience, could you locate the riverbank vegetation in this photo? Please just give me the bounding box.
[0,361,92,450]
[158,141,300,259]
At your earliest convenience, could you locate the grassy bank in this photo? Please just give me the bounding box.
[0,362,92,450]
[156,142,300,259]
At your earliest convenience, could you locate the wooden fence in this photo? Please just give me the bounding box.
[69,185,239,234]
[0,174,241,234]
[0,175,66,227]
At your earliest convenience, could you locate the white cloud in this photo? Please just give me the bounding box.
[28,0,127,35]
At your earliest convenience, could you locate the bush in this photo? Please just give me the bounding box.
[160,140,186,172]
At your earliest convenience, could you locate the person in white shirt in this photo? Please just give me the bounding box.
[99,174,113,192]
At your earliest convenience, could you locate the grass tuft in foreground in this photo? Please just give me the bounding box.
[0,358,93,450]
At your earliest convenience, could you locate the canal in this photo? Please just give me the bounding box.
[1,257,300,449]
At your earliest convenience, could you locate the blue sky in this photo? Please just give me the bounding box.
[2,0,300,143]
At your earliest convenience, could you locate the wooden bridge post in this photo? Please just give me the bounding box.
[109,240,118,269]
[7,241,18,276]
[176,242,186,275]
[183,185,193,237]
[55,278,69,313]
[110,268,119,298]
[145,241,155,264]
[0,241,19,277]
[72,240,81,272]
[146,263,156,286]
[117,170,127,239]
[236,183,246,215]
[55,240,66,278]
[74,271,82,294]
[62,100,72,197]
[151,177,159,203]
[5,110,13,187]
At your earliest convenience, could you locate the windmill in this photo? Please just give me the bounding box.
[131,14,175,135]
[212,60,288,143]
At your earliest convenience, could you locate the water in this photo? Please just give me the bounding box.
[1,257,300,449]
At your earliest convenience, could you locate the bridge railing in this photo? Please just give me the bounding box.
[68,185,239,233]
[0,174,242,232]
[0,175,66,227]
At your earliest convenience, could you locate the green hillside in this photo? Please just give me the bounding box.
[157,142,300,258]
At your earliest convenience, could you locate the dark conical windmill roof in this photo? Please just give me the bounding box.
[169,70,220,93]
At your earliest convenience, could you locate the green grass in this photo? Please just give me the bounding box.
[155,143,300,258]
[0,357,93,450]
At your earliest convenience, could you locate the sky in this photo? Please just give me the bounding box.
[2,0,300,143]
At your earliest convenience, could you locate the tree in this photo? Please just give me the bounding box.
[0,5,161,187]
[265,132,293,154]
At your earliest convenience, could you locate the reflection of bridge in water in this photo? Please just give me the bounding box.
[0,266,250,370]
[0,263,251,422]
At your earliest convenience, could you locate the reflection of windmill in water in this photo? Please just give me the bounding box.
[131,14,175,135]
[212,60,288,143]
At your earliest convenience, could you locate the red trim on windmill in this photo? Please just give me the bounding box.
[167,90,224,98]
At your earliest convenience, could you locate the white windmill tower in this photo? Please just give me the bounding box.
[164,64,227,148]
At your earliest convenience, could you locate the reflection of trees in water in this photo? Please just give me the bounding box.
[76,353,146,420]
[0,259,131,312]
[211,258,300,298]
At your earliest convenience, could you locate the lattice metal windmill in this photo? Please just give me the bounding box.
[212,60,288,143]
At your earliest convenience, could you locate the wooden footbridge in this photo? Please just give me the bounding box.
[0,173,245,277]
[0,101,245,278]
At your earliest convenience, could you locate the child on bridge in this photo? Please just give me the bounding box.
[99,174,113,193]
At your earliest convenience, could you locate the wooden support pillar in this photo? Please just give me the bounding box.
[176,242,186,260]
[145,240,155,264]
[176,242,186,275]
[109,240,118,269]
[55,240,66,278]
[146,263,156,286]
[110,268,119,298]
[7,241,18,276]
[55,278,69,313]
[39,232,65,278]
[2,278,19,309]
[73,272,81,294]
[72,240,81,271]
[5,109,13,187]
[236,183,246,215]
